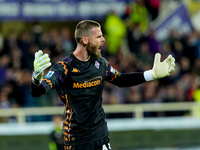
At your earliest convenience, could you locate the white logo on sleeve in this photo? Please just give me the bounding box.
[102,143,111,150]
[110,66,116,74]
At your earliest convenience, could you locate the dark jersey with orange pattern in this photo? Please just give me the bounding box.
[31,53,146,145]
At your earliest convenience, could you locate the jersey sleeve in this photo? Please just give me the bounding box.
[104,58,146,87]
[42,60,68,93]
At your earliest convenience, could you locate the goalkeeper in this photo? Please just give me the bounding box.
[31,20,175,150]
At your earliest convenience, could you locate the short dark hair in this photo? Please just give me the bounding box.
[74,20,101,43]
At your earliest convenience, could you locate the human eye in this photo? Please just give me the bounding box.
[98,34,103,38]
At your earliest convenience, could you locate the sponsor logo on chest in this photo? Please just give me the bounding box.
[73,76,102,88]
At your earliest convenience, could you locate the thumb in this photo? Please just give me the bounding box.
[154,53,161,64]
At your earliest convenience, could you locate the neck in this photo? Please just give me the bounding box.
[73,44,90,62]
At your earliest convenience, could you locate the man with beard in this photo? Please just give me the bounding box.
[31,20,175,150]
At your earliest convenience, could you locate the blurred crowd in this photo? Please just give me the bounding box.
[0,0,200,120]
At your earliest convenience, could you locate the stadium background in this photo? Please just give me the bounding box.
[1,0,200,149]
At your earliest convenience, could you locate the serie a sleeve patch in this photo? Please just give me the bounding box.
[45,71,54,78]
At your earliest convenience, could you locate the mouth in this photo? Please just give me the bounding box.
[98,44,103,52]
[99,42,104,50]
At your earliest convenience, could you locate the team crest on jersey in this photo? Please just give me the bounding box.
[95,61,100,69]
[45,71,54,78]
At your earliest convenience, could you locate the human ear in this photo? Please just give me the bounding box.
[82,37,88,45]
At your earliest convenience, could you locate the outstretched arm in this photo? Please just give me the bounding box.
[107,53,175,87]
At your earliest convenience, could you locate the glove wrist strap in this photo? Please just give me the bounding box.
[144,70,155,82]
[32,72,42,86]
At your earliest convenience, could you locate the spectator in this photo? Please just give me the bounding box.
[49,115,64,150]
[104,11,127,55]
[137,42,154,70]
[125,0,149,33]
[145,0,161,21]
[1,29,18,56]
[60,27,76,55]
[124,86,142,104]
[0,55,10,86]
[145,28,160,55]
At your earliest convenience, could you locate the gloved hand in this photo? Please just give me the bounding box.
[152,53,175,79]
[32,50,51,85]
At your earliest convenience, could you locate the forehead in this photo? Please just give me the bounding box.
[91,27,102,36]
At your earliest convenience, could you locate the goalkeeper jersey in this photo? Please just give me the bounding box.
[31,52,146,145]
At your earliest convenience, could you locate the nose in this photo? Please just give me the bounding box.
[101,36,105,43]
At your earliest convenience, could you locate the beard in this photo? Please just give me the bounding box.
[86,42,101,60]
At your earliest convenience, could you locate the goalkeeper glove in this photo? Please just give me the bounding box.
[32,50,51,85]
[152,53,175,79]
[144,53,175,81]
